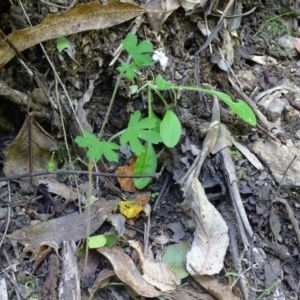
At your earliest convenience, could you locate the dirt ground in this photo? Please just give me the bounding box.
[0,0,300,299]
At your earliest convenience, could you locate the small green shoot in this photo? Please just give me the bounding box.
[120,110,162,155]
[134,143,157,189]
[75,129,119,162]
[56,37,70,53]
[46,151,56,171]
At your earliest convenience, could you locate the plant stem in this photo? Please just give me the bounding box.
[98,72,123,141]
[107,130,124,142]
[98,56,132,141]
[84,160,94,273]
[155,90,168,107]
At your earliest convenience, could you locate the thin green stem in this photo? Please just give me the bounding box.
[155,90,168,107]
[107,130,124,142]
[98,72,123,141]
[148,85,152,117]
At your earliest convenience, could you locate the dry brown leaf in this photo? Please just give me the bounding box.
[36,178,78,202]
[6,198,118,248]
[0,0,146,69]
[143,0,180,32]
[90,269,115,297]
[3,116,57,177]
[183,178,229,276]
[97,246,161,298]
[193,275,240,300]
[128,240,181,292]
[116,157,137,192]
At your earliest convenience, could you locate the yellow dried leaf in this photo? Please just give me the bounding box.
[119,200,143,219]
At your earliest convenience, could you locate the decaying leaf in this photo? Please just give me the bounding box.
[180,0,208,11]
[97,246,161,298]
[6,198,118,249]
[182,177,229,276]
[129,240,181,291]
[118,193,150,219]
[36,178,78,202]
[90,269,115,298]
[0,0,146,69]
[193,275,240,300]
[143,0,180,32]
[3,116,57,177]
[116,157,137,192]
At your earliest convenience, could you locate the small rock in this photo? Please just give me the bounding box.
[252,139,300,188]
[277,35,297,58]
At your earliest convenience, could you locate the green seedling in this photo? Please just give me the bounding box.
[56,37,70,53]
[46,151,56,171]
[74,33,257,270]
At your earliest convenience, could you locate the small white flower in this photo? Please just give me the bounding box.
[152,50,168,71]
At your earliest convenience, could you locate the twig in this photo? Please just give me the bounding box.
[1,270,25,300]
[152,173,171,213]
[0,181,11,249]
[0,169,162,182]
[228,228,249,299]
[275,155,297,198]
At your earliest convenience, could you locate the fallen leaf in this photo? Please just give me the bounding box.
[143,0,180,32]
[90,269,115,298]
[118,193,150,219]
[116,157,137,192]
[97,246,161,298]
[193,275,240,300]
[6,198,118,249]
[0,0,146,69]
[182,177,229,276]
[36,178,78,202]
[129,240,181,291]
[3,116,57,178]
[161,242,189,279]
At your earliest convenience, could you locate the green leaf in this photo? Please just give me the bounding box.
[162,241,189,279]
[121,33,153,67]
[56,37,70,53]
[120,111,162,155]
[88,235,107,249]
[117,63,138,79]
[130,85,139,94]
[193,89,256,126]
[155,75,174,90]
[103,234,117,248]
[75,129,119,162]
[149,108,161,132]
[160,109,181,148]
[134,143,157,189]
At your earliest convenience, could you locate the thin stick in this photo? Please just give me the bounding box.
[0,169,162,182]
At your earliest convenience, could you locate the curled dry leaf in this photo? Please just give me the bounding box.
[182,177,229,276]
[128,240,181,291]
[97,246,161,298]
[0,0,146,69]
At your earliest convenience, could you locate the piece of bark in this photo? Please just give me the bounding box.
[58,240,80,300]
